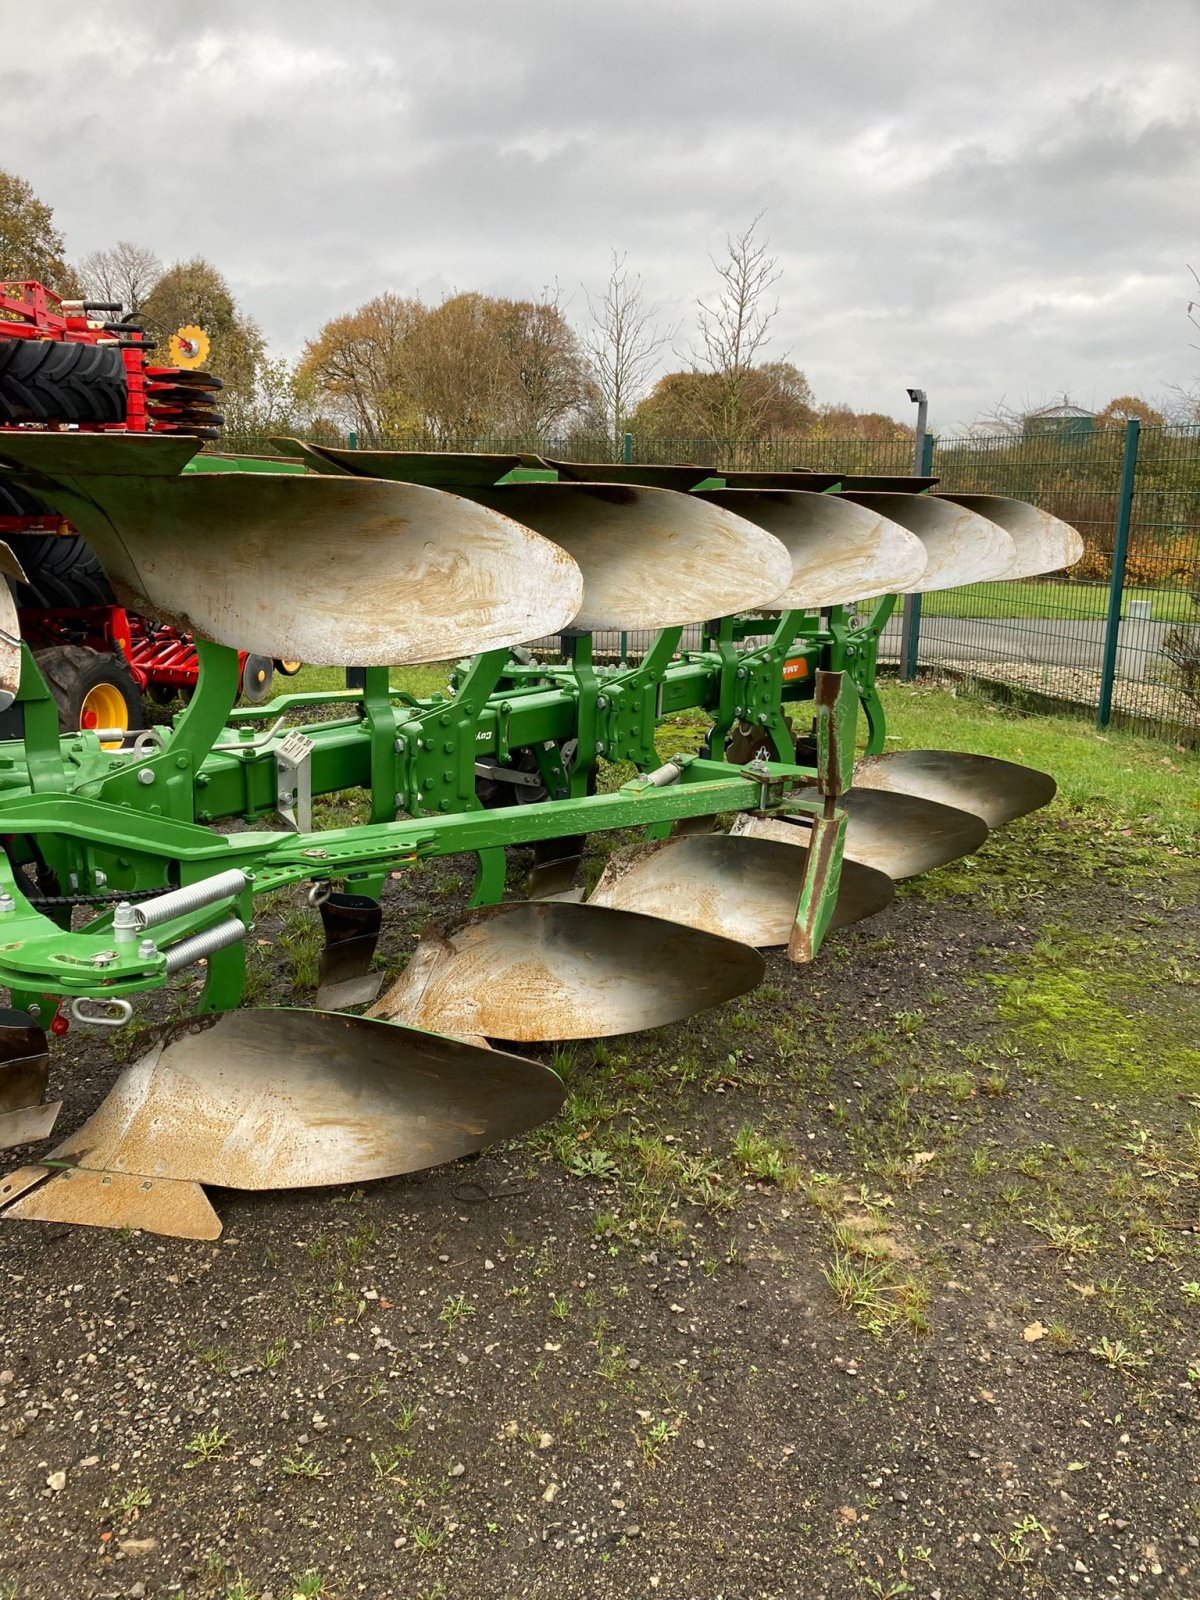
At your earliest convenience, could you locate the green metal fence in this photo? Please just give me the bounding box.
[223,423,1200,746]
[911,422,1200,746]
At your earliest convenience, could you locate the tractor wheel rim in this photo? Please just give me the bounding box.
[80,683,128,749]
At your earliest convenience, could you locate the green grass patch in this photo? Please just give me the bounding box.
[877,681,1200,838]
[984,925,1200,1097]
[919,579,1188,624]
[277,662,453,699]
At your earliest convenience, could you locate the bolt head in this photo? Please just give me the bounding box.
[136,769,155,786]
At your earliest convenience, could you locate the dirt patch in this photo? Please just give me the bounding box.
[0,813,1197,1599]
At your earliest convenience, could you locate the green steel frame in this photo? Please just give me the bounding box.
[0,453,898,1033]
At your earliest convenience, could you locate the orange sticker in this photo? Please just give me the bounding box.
[782,657,809,681]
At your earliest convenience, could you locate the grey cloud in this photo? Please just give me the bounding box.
[1,0,1196,425]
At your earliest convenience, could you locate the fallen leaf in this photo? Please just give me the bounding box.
[1023,1321,1047,1342]
[1068,1281,1096,1299]
[837,1505,858,1524]
[118,1538,158,1556]
[1067,1461,1086,1472]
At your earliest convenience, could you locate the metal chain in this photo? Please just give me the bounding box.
[23,885,164,909]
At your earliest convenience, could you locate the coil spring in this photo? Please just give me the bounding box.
[164,916,247,975]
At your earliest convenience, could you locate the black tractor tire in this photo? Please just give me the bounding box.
[0,480,56,521]
[0,339,127,425]
[34,645,143,736]
[3,532,115,609]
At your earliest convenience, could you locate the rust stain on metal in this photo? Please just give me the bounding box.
[466,483,793,632]
[372,901,764,1042]
[0,1010,566,1236]
[4,1167,222,1241]
[852,750,1056,829]
[22,474,586,665]
[590,833,892,948]
[843,493,1018,591]
[698,489,928,608]
[935,495,1084,579]
[734,792,988,881]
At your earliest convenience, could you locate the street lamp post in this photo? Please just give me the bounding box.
[898,388,928,682]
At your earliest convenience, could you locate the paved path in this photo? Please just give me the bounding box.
[534,615,1174,683]
[880,614,1170,680]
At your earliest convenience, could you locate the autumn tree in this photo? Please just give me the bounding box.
[584,252,670,454]
[495,291,597,434]
[1095,395,1164,428]
[141,258,264,406]
[78,240,162,315]
[632,361,814,441]
[296,293,422,439]
[0,170,80,295]
[808,403,912,442]
[404,293,509,440]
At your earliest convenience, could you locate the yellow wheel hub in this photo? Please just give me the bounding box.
[80,683,128,749]
[167,324,210,369]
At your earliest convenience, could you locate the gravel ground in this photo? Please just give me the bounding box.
[0,810,1197,1600]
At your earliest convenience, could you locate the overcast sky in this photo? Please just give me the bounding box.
[2,0,1197,427]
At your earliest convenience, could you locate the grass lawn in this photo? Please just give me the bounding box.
[918,578,1190,622]
[876,679,1199,836]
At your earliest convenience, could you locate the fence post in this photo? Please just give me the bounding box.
[898,430,935,681]
[623,431,633,465]
[348,430,358,449]
[1097,418,1140,729]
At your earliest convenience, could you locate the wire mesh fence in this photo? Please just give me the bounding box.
[900,422,1200,745]
[219,421,1200,745]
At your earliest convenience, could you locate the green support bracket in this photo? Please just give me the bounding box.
[92,640,242,822]
[788,808,846,963]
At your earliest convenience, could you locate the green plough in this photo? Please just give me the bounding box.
[0,433,1081,1237]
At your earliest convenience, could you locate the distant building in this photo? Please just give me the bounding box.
[1022,398,1095,441]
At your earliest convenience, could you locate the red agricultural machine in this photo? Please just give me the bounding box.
[0,280,296,733]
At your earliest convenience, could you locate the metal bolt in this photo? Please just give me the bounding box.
[736,667,747,679]
[443,740,454,753]
[0,893,14,914]
[137,938,158,960]
[394,737,406,754]
[94,870,107,887]
[594,740,604,753]
[137,769,155,786]
[393,793,404,809]
[597,695,608,710]
[90,951,116,968]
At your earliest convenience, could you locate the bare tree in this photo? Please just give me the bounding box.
[689,212,783,445]
[78,239,162,314]
[584,252,671,456]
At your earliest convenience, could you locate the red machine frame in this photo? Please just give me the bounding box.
[1,280,259,708]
